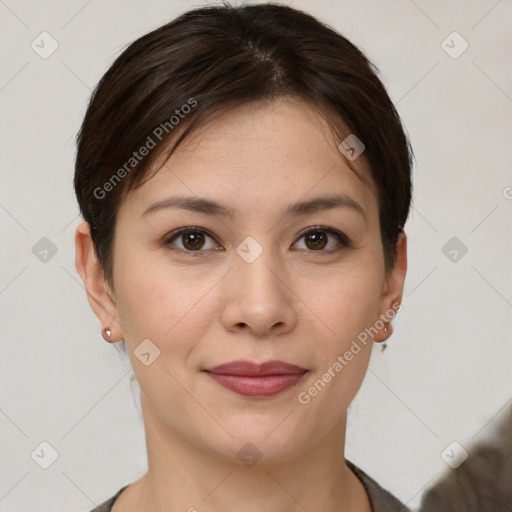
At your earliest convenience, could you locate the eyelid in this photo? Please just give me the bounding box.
[164,225,352,253]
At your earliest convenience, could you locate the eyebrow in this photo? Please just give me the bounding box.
[141,193,367,223]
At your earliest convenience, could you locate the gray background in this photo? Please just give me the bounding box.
[1,0,511,510]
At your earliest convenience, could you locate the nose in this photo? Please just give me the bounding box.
[220,247,297,338]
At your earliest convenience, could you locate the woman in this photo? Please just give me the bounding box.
[74,3,412,511]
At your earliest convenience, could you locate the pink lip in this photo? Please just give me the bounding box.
[203,360,308,398]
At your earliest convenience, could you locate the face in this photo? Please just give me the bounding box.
[77,97,406,466]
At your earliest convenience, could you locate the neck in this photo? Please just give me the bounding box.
[118,393,369,512]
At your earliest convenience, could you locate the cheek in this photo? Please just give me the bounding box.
[296,272,379,422]
[308,264,383,343]
[297,262,382,402]
[115,254,222,351]
[115,267,217,412]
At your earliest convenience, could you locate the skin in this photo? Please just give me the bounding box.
[75,97,407,512]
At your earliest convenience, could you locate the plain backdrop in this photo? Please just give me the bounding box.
[0,0,511,510]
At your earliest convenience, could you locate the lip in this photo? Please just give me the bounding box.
[203,360,308,398]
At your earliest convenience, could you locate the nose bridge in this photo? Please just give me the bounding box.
[233,239,285,301]
[221,236,296,336]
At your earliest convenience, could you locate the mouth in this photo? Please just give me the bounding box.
[202,360,308,398]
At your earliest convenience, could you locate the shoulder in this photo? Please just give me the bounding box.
[346,459,410,512]
[88,485,128,512]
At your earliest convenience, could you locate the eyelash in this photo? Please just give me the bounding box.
[163,225,352,256]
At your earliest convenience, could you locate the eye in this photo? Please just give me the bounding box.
[164,225,351,255]
[293,226,351,253]
[164,227,220,253]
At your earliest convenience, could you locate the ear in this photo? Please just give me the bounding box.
[74,220,120,341]
[374,231,407,342]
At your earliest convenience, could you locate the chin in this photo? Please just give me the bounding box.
[198,419,311,467]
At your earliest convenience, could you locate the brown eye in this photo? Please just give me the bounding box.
[165,228,218,252]
[182,232,205,250]
[294,227,351,253]
[304,231,328,250]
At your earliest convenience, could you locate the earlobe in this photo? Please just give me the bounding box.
[74,220,120,340]
[375,231,407,343]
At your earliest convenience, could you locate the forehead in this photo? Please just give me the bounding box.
[120,97,379,223]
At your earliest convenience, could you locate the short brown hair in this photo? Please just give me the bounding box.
[74,2,413,288]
